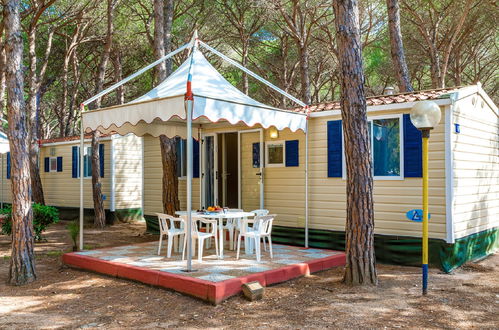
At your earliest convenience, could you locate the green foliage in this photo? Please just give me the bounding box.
[0,204,59,241]
[66,221,79,250]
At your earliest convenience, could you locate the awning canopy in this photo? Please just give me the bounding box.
[82,49,307,138]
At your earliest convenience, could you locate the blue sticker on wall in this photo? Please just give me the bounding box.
[406,209,431,222]
[102,194,107,201]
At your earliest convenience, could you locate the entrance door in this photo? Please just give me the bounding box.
[217,133,238,208]
[238,129,264,210]
[202,134,217,208]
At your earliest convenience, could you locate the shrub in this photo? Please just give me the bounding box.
[66,221,79,251]
[0,203,59,241]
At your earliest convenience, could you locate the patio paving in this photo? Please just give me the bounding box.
[63,241,345,304]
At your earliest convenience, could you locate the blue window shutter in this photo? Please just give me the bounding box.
[99,144,104,177]
[44,157,50,172]
[193,138,199,178]
[285,140,299,166]
[72,146,78,178]
[6,152,11,179]
[57,157,63,172]
[403,114,422,177]
[175,138,182,177]
[327,120,343,177]
[252,142,260,168]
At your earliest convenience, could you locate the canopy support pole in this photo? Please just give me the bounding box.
[305,118,309,248]
[81,42,192,107]
[186,99,193,272]
[79,115,84,250]
[199,41,306,108]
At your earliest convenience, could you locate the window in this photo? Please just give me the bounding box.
[265,141,285,167]
[339,115,403,179]
[80,146,92,178]
[49,157,58,172]
[370,118,401,177]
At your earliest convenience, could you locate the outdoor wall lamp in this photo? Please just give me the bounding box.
[410,100,441,296]
[269,127,279,139]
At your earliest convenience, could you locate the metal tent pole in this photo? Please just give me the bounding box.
[186,99,193,272]
[79,110,85,250]
[1,154,3,209]
[305,120,309,248]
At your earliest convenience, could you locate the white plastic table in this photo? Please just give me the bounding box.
[175,211,255,259]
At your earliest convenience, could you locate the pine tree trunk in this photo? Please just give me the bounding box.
[4,0,37,285]
[298,42,312,105]
[164,0,174,76]
[386,0,413,92]
[333,0,377,286]
[159,135,179,215]
[91,131,105,228]
[0,37,6,120]
[156,0,179,216]
[27,27,45,205]
[154,0,167,83]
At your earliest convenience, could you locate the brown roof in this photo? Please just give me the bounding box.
[292,86,462,113]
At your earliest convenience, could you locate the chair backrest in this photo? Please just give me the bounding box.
[158,213,184,232]
[156,213,170,233]
[256,215,275,235]
[251,209,269,217]
[181,216,215,234]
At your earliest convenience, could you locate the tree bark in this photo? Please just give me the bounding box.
[91,130,105,228]
[0,39,6,121]
[155,0,179,215]
[154,0,167,83]
[333,0,377,286]
[4,0,37,285]
[164,0,174,76]
[90,0,115,228]
[159,135,179,215]
[386,0,413,92]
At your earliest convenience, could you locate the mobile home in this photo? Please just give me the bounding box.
[142,84,498,272]
[0,133,143,222]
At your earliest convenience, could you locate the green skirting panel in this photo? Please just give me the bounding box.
[272,226,499,273]
[144,217,498,273]
[114,208,143,222]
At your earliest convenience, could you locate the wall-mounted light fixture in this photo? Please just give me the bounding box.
[269,127,279,139]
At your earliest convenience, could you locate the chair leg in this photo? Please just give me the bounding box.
[214,234,219,258]
[167,234,173,258]
[255,236,261,262]
[198,238,203,262]
[182,234,187,260]
[236,234,242,260]
[158,234,163,256]
[228,227,234,251]
[179,235,184,253]
[263,236,267,252]
[268,236,273,259]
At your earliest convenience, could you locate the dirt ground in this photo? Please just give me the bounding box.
[1,221,498,329]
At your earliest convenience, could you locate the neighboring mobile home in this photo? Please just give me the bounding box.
[142,84,498,272]
[0,133,143,222]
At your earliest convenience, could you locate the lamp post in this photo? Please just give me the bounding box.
[410,100,441,295]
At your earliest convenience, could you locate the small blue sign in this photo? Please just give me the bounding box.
[454,123,461,133]
[102,194,107,200]
[406,209,431,222]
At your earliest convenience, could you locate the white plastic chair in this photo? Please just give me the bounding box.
[182,216,219,262]
[222,208,243,250]
[238,209,270,251]
[156,213,185,258]
[236,214,275,262]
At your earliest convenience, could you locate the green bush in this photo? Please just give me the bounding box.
[0,203,59,241]
[66,221,79,251]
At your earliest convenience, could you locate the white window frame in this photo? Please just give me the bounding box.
[342,114,404,180]
[76,145,92,179]
[265,140,285,168]
[49,157,58,173]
